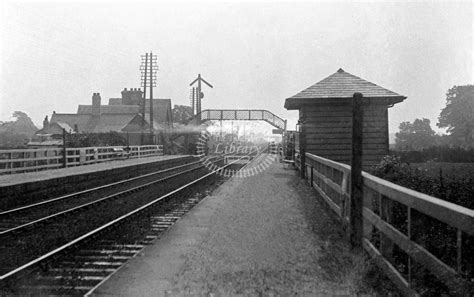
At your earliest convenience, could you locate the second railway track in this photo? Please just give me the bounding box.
[0,151,261,295]
[0,156,210,233]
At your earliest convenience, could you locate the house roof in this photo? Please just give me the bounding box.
[78,99,172,124]
[50,113,155,133]
[122,114,150,132]
[284,68,406,109]
[92,114,137,133]
[78,105,138,114]
[55,122,74,133]
[108,98,123,105]
[145,99,172,124]
[47,95,173,135]
[50,114,92,132]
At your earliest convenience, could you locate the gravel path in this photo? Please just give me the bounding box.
[95,159,378,296]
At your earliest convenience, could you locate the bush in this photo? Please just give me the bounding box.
[370,156,474,293]
[371,156,473,209]
[66,132,127,148]
[391,146,474,163]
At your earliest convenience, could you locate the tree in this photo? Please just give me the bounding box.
[172,105,193,124]
[438,85,474,148]
[0,111,38,148]
[395,118,436,151]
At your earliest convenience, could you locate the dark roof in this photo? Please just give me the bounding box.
[50,113,148,133]
[50,96,172,134]
[92,114,137,133]
[285,68,406,109]
[78,105,138,114]
[78,99,172,124]
[108,98,123,105]
[50,114,92,132]
[35,122,74,135]
[122,115,150,132]
[144,99,172,124]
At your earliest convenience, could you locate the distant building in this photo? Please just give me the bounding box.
[39,88,173,145]
[28,117,74,147]
[285,68,406,169]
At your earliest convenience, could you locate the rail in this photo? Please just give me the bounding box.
[0,145,163,175]
[304,152,474,296]
[0,152,252,291]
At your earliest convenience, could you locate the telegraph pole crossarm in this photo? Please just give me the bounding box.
[140,53,148,145]
[190,74,213,121]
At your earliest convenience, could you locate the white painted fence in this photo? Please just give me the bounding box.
[0,145,163,175]
[304,152,474,296]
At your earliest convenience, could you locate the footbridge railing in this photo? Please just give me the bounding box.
[193,109,287,131]
[304,152,473,296]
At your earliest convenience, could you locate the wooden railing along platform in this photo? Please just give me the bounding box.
[304,152,473,296]
[0,145,163,175]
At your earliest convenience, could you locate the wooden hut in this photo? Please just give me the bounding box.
[284,68,406,169]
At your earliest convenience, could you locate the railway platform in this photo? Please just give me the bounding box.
[0,155,193,209]
[0,155,189,187]
[93,160,375,296]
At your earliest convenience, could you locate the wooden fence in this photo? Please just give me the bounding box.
[304,152,473,296]
[0,145,163,175]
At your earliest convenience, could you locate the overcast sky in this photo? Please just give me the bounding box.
[0,1,472,134]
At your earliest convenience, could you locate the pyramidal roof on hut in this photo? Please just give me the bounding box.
[285,68,406,109]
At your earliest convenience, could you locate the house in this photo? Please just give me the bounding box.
[28,116,74,147]
[44,89,173,145]
[284,68,406,169]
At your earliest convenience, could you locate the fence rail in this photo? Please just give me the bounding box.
[0,145,163,175]
[304,152,474,296]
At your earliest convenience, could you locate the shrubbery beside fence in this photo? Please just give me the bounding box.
[392,146,474,163]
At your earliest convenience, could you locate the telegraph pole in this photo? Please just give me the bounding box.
[140,52,158,144]
[149,52,154,144]
[190,74,213,121]
[195,87,200,116]
[62,128,67,168]
[140,53,148,145]
[197,78,201,116]
[190,87,196,115]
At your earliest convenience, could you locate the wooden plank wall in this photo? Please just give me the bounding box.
[302,103,389,168]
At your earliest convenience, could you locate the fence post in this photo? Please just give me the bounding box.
[62,128,67,168]
[350,92,364,249]
[300,119,306,179]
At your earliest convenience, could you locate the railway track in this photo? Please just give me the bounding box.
[0,156,218,235]
[0,152,258,295]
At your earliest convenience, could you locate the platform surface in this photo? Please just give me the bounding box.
[93,159,373,296]
[0,155,190,186]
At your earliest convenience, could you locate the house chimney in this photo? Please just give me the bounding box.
[43,115,50,130]
[122,88,132,105]
[131,88,143,106]
[92,92,101,115]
